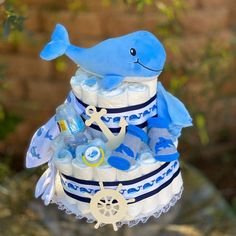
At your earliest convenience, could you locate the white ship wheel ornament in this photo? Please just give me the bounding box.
[83,182,135,231]
[85,105,128,150]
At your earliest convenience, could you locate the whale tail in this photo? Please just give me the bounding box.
[40,24,70,61]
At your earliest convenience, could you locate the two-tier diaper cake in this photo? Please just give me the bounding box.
[26,24,192,231]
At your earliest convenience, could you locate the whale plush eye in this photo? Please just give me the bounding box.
[130,48,136,56]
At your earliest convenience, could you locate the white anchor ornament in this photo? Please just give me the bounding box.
[85,105,128,150]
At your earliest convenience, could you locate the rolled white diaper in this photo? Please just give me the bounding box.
[116,165,143,220]
[141,79,157,98]
[94,164,117,182]
[127,83,149,106]
[98,84,128,108]
[70,68,91,99]
[87,139,115,181]
[72,146,94,180]
[53,149,73,175]
[139,151,162,215]
[140,151,162,175]
[171,141,182,195]
[116,164,141,181]
[72,147,94,215]
[81,78,99,106]
[155,181,173,209]
[53,149,75,205]
[70,76,83,99]
[171,168,183,195]
[154,162,180,209]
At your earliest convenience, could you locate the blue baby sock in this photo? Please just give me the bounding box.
[108,125,148,171]
[148,117,179,162]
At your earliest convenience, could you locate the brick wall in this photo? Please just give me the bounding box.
[0,0,235,166]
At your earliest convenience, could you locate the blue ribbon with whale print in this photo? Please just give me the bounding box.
[59,161,180,204]
[76,93,157,133]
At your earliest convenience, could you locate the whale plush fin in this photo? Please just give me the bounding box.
[40,24,70,61]
[157,82,193,138]
[101,75,124,91]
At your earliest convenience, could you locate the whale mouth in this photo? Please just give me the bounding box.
[134,59,163,73]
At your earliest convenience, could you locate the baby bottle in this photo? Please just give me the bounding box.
[56,103,88,157]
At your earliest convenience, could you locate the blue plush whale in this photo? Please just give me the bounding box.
[40,24,166,90]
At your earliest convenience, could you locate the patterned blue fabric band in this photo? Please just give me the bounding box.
[60,161,180,204]
[74,94,158,133]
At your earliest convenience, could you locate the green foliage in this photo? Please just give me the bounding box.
[2,11,25,37]
[67,0,88,12]
[0,163,11,182]
[55,57,68,72]
[0,1,23,141]
[0,108,21,140]
[195,113,209,145]
[124,0,153,11]
[0,63,5,82]
[104,0,153,11]
[156,0,185,37]
[0,64,22,139]
[0,62,22,140]
[0,0,25,38]
[0,2,22,176]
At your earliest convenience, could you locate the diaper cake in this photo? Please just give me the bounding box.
[26,24,192,231]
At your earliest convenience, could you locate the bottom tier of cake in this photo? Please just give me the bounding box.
[51,160,183,228]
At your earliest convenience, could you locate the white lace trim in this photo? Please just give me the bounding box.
[50,186,183,228]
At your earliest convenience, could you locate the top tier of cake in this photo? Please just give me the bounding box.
[70,68,158,108]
